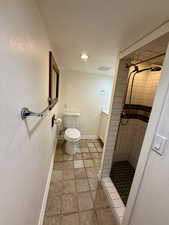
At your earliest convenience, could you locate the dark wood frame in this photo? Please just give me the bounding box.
[49,51,59,109]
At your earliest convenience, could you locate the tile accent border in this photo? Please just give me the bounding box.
[101,177,125,225]
[122,104,152,122]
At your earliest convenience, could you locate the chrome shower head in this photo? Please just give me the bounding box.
[136,66,161,73]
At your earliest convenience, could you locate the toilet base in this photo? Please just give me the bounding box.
[65,140,80,155]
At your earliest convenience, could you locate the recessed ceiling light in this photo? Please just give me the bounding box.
[80,53,88,60]
[98,66,111,71]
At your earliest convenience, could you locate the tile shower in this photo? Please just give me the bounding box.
[111,64,161,205]
[100,58,162,223]
[114,65,161,168]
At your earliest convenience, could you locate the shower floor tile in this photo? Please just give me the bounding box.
[110,161,135,205]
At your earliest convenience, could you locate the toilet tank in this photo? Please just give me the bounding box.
[63,112,80,128]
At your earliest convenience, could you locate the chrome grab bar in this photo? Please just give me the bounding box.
[21,100,56,120]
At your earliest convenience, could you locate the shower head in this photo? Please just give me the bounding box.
[150,66,161,71]
[136,66,161,73]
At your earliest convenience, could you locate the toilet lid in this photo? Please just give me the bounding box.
[65,128,81,141]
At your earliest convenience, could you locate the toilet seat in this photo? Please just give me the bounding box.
[64,128,81,142]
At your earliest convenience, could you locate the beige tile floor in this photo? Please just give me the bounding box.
[43,139,117,225]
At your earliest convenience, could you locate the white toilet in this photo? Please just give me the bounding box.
[63,112,81,155]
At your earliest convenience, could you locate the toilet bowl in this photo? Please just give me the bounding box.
[64,128,81,155]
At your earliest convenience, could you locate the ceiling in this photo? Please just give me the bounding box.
[37,0,169,75]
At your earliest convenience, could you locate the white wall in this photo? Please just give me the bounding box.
[59,70,113,138]
[0,1,58,225]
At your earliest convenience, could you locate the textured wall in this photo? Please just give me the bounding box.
[0,1,58,225]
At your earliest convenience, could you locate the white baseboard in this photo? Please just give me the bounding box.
[57,135,99,140]
[81,135,99,140]
[38,142,56,225]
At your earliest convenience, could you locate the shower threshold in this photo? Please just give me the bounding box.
[101,161,135,224]
[101,177,125,224]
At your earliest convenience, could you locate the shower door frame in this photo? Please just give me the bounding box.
[99,23,169,225]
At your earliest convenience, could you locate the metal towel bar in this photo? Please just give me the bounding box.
[21,101,55,120]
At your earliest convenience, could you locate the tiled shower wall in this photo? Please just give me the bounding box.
[100,61,128,177]
[114,64,161,168]
[114,120,147,168]
[101,62,161,176]
[126,64,161,106]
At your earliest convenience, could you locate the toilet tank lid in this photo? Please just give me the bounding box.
[63,112,80,116]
